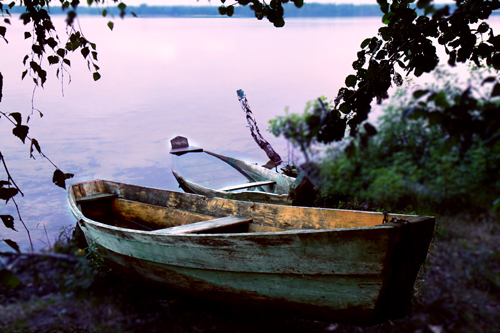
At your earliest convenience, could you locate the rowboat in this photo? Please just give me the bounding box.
[68,179,435,325]
[172,150,297,205]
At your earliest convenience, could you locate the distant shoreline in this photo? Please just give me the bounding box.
[8,3,495,18]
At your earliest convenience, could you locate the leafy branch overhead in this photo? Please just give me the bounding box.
[219,0,304,27]
[340,0,500,141]
[0,1,132,252]
[258,0,500,150]
[0,0,132,93]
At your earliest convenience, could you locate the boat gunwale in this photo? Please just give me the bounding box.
[172,150,296,199]
[204,150,297,183]
[171,169,290,198]
[67,180,433,238]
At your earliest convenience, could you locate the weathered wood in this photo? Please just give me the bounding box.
[68,179,435,325]
[173,169,291,205]
[172,150,296,205]
[152,216,252,234]
[204,151,295,193]
[236,89,282,166]
[111,198,215,229]
[169,136,203,155]
[217,180,276,192]
[75,193,118,203]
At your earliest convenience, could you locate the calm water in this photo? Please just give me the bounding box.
[1,16,499,251]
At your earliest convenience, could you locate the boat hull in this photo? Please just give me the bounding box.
[171,151,296,205]
[68,180,435,325]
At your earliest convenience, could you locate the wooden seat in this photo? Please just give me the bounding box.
[217,180,276,192]
[76,193,118,203]
[151,216,252,234]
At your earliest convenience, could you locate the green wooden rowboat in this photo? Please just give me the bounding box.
[68,179,435,326]
[172,151,297,205]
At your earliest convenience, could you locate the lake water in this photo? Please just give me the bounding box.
[1,16,499,251]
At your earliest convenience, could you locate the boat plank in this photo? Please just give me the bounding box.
[108,181,418,230]
[217,180,276,192]
[152,216,252,234]
[111,198,216,229]
[75,193,118,203]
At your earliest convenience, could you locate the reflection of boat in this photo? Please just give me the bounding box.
[172,151,297,205]
[68,179,435,325]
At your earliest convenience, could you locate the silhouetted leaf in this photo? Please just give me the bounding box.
[107,21,113,30]
[9,112,21,125]
[3,239,20,253]
[492,83,500,97]
[0,187,18,203]
[24,31,31,39]
[482,76,496,85]
[31,44,41,56]
[360,38,371,49]
[0,180,11,187]
[382,12,394,24]
[218,6,226,15]
[294,0,304,7]
[0,26,6,38]
[93,72,101,81]
[81,46,89,58]
[0,72,2,102]
[363,122,377,136]
[12,125,29,143]
[339,103,351,114]
[30,138,42,159]
[0,269,21,289]
[53,169,66,189]
[1,215,16,231]
[47,55,59,65]
[477,22,489,34]
[52,170,73,189]
[226,5,234,16]
[345,75,357,88]
[56,48,66,57]
[273,18,285,28]
[413,90,429,99]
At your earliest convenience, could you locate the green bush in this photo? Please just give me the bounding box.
[313,68,500,214]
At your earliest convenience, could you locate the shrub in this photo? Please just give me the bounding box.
[314,67,500,214]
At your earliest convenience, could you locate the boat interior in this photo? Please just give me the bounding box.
[75,193,281,234]
[71,181,426,235]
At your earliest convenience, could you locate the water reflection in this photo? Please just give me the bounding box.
[1,16,499,251]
